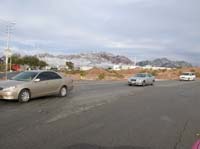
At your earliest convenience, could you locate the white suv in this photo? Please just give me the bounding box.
[179,72,196,81]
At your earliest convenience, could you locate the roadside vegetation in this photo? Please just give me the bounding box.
[139,69,159,76]
[10,54,48,69]
[64,67,200,81]
[0,54,47,72]
[98,73,105,80]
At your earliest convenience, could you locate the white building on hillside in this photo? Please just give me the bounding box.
[80,66,93,71]
[142,65,172,70]
[120,65,139,70]
[112,65,121,71]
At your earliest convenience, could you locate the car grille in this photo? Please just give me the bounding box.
[131,79,136,81]
[0,87,3,91]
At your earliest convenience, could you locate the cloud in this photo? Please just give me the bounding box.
[0,0,200,64]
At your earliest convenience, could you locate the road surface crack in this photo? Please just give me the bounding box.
[173,120,189,149]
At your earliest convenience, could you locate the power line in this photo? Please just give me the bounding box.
[0,19,16,46]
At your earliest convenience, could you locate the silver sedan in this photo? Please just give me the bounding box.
[128,73,155,86]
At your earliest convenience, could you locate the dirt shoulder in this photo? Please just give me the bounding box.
[64,67,200,81]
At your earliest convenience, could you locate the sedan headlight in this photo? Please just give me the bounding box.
[3,86,16,91]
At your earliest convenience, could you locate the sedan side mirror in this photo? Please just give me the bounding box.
[34,78,40,82]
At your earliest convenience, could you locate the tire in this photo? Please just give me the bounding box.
[18,89,31,103]
[151,80,155,86]
[142,81,146,87]
[128,84,132,86]
[59,86,68,97]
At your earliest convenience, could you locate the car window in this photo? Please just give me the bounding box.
[37,72,62,81]
[182,73,190,76]
[148,74,152,77]
[12,72,38,81]
[47,72,62,80]
[135,74,146,77]
[37,72,49,81]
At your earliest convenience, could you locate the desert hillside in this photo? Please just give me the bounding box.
[64,67,200,81]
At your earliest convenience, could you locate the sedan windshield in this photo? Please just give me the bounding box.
[11,72,39,81]
[182,73,190,76]
[135,74,146,77]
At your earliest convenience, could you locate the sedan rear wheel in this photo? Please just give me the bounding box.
[18,89,31,103]
[59,86,68,97]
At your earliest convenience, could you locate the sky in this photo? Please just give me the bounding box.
[0,0,200,64]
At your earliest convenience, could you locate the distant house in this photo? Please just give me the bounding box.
[57,65,68,71]
[142,65,153,69]
[45,66,51,70]
[19,65,30,71]
[12,64,21,71]
[142,65,172,70]
[80,66,93,71]
[112,64,138,70]
[120,65,138,70]
[112,65,121,71]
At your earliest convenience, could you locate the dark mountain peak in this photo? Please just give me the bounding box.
[137,58,192,68]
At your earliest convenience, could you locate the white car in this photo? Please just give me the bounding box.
[179,72,196,81]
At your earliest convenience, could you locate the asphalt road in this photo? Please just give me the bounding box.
[0,80,200,149]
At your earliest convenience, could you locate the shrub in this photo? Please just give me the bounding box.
[66,61,74,70]
[178,70,182,75]
[196,72,200,78]
[115,73,124,79]
[139,69,158,76]
[151,70,158,76]
[139,69,147,73]
[161,69,167,72]
[65,70,77,74]
[0,64,5,72]
[80,71,86,77]
[98,73,105,80]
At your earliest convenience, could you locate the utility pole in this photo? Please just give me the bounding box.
[134,57,137,66]
[1,19,16,80]
[6,24,11,76]
[6,22,16,72]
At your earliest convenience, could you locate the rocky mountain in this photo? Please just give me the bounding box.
[137,58,192,68]
[37,52,134,67]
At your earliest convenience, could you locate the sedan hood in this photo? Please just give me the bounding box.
[129,77,144,80]
[180,75,189,78]
[0,80,25,89]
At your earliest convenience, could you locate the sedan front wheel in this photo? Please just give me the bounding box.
[142,81,146,86]
[18,89,31,103]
